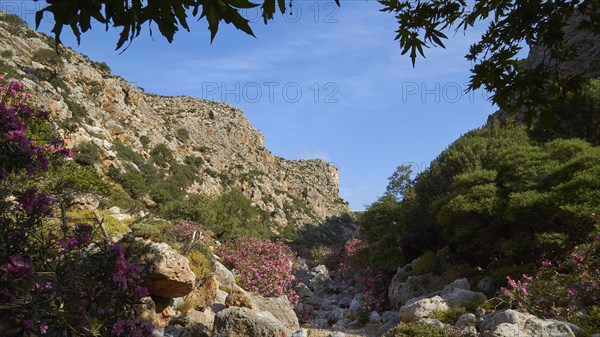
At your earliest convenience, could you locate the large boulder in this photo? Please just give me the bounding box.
[225,285,254,309]
[214,261,236,287]
[398,296,449,321]
[214,307,288,337]
[440,278,487,307]
[135,240,196,298]
[185,276,219,311]
[251,294,300,332]
[479,309,577,337]
[388,271,446,308]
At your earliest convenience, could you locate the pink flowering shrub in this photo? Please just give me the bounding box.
[356,267,388,312]
[338,237,389,312]
[338,237,369,273]
[171,220,205,255]
[218,237,299,302]
[497,236,600,318]
[0,78,152,336]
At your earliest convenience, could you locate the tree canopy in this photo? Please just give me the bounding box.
[36,0,599,123]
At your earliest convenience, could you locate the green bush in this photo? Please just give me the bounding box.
[92,61,111,73]
[64,97,90,124]
[150,144,175,167]
[186,249,214,281]
[32,48,63,67]
[139,135,150,147]
[530,79,600,146]
[113,140,146,164]
[1,49,13,58]
[176,127,190,141]
[73,141,101,165]
[0,13,27,34]
[67,209,132,239]
[412,251,438,275]
[0,60,21,79]
[386,322,449,337]
[130,220,172,242]
[430,307,466,324]
[185,155,204,166]
[43,161,110,196]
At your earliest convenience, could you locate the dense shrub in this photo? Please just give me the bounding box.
[370,121,600,268]
[176,127,190,141]
[218,237,299,301]
[159,189,270,240]
[32,48,63,68]
[150,144,175,167]
[0,77,151,336]
[73,141,101,165]
[497,236,600,319]
[412,251,438,275]
[530,79,600,146]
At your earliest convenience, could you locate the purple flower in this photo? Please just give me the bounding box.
[22,319,34,329]
[5,254,31,278]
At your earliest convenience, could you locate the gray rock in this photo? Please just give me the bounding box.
[381,311,401,324]
[480,309,576,337]
[214,261,235,287]
[485,322,525,337]
[476,277,496,298]
[328,332,345,337]
[419,317,445,328]
[333,318,352,328]
[523,317,576,337]
[456,313,478,329]
[215,290,228,304]
[442,288,487,308]
[165,323,210,337]
[369,311,382,323]
[295,282,313,298]
[326,308,347,324]
[348,293,363,314]
[399,296,449,321]
[388,272,446,308]
[214,307,287,337]
[250,294,300,332]
[443,278,471,291]
[133,240,196,298]
[313,264,329,276]
[338,296,352,308]
[291,329,308,337]
[479,309,528,332]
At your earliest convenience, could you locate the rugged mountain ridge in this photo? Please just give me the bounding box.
[0,13,349,228]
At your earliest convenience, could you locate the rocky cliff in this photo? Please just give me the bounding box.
[0,12,349,229]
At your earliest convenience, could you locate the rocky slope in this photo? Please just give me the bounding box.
[0,12,349,229]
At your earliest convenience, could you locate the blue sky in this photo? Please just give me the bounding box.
[9,0,499,210]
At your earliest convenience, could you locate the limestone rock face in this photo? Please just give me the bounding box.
[214,307,287,337]
[0,17,350,231]
[134,240,196,298]
[524,13,600,78]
